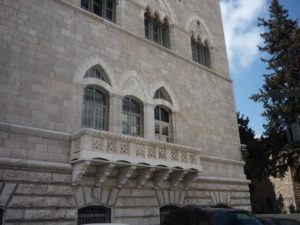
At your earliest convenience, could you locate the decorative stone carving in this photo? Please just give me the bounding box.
[117,165,136,188]
[153,169,172,188]
[183,172,200,189]
[148,146,156,159]
[120,142,130,155]
[169,170,188,188]
[72,138,80,153]
[181,151,188,163]
[107,140,117,153]
[136,144,145,158]
[158,148,167,160]
[95,163,115,186]
[136,167,156,188]
[189,153,196,164]
[72,161,91,185]
[92,138,103,152]
[171,149,179,161]
[155,189,186,206]
[209,191,232,206]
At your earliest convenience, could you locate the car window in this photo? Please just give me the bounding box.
[273,218,300,225]
[211,211,263,225]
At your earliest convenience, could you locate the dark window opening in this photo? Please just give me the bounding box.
[144,12,170,48]
[78,206,111,225]
[191,39,211,68]
[160,205,180,225]
[81,0,116,22]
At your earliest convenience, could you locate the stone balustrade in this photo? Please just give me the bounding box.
[70,128,203,188]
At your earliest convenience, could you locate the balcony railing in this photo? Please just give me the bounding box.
[70,128,202,189]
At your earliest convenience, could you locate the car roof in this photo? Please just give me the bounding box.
[180,205,249,213]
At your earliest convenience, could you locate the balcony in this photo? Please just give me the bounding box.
[70,128,202,189]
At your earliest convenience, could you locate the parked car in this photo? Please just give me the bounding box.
[258,217,300,225]
[162,205,263,225]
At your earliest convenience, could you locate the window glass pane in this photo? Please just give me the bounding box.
[131,100,140,114]
[154,107,160,120]
[162,126,168,136]
[106,0,113,21]
[144,15,150,38]
[160,108,169,122]
[122,97,131,111]
[81,0,89,9]
[122,113,129,134]
[93,0,102,16]
[153,21,161,44]
[155,123,160,134]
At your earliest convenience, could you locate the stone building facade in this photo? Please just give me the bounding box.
[0,0,250,224]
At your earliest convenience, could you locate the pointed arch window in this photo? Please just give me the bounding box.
[122,97,143,136]
[82,86,108,130]
[191,38,211,68]
[144,11,170,48]
[77,206,111,224]
[81,0,116,22]
[84,65,111,85]
[154,88,172,103]
[155,106,171,142]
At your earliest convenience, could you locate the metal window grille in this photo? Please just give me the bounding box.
[122,97,142,136]
[82,87,107,130]
[155,107,170,142]
[77,206,111,225]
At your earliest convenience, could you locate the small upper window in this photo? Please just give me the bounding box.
[154,88,172,103]
[122,97,143,137]
[78,206,111,224]
[191,38,211,68]
[84,65,111,85]
[81,0,116,22]
[144,11,170,48]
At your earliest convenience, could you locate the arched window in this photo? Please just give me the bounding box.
[84,65,111,85]
[81,0,116,22]
[82,86,108,130]
[77,206,111,224]
[155,106,171,142]
[154,88,172,103]
[160,205,180,225]
[191,38,210,68]
[144,11,170,48]
[122,97,143,136]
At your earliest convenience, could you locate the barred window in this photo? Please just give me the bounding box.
[191,38,210,68]
[77,206,111,224]
[144,11,170,48]
[81,0,116,22]
[155,106,171,142]
[122,97,143,137]
[82,86,108,130]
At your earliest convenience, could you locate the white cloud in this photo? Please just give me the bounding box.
[220,0,267,70]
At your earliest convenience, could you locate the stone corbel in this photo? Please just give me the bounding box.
[117,165,136,188]
[183,172,200,190]
[169,170,188,188]
[153,169,173,189]
[95,163,115,186]
[136,167,156,188]
[72,161,91,185]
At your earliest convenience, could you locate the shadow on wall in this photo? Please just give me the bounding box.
[250,178,297,214]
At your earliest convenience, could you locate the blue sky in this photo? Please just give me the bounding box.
[220,0,300,136]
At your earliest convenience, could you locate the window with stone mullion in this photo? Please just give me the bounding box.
[81,0,115,22]
[155,107,170,142]
[122,97,142,137]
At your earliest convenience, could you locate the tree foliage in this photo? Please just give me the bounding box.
[251,0,300,177]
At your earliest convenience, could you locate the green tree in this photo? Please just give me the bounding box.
[251,0,300,177]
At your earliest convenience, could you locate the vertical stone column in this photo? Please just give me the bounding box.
[144,103,155,140]
[109,94,123,133]
[115,0,123,26]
